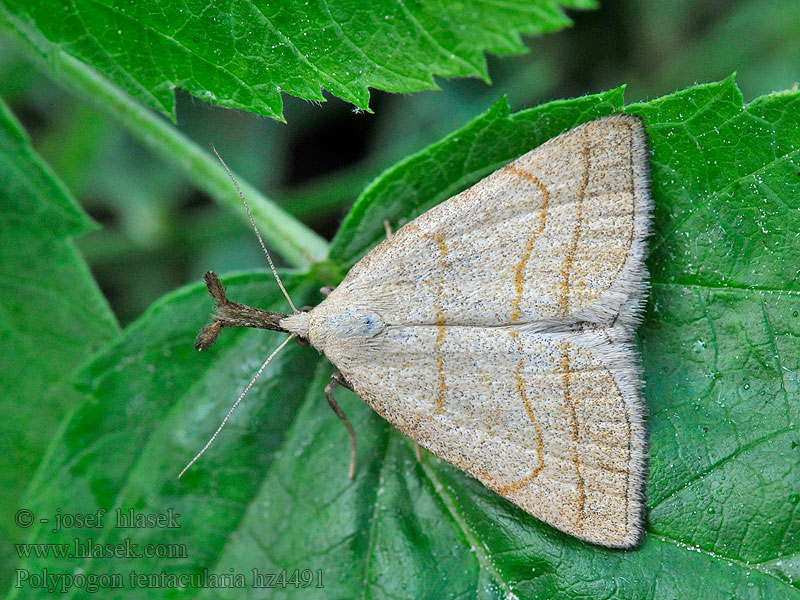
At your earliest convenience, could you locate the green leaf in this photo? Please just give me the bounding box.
[11,78,800,599]
[630,77,800,566]
[0,0,594,121]
[0,98,118,585]
[0,21,329,269]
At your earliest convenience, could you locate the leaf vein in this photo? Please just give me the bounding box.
[650,426,795,511]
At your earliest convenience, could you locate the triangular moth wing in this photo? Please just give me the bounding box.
[316,322,647,548]
[320,114,651,332]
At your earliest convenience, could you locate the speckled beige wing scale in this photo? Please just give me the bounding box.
[282,115,651,548]
[323,114,651,333]
[321,325,647,548]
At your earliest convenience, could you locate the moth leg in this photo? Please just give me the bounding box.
[325,372,358,480]
[320,286,335,298]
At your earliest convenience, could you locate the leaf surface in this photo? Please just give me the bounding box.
[0,0,595,120]
[0,98,118,586]
[10,79,800,599]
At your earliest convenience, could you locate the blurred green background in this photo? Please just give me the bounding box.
[1,0,798,325]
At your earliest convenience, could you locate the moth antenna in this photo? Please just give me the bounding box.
[211,145,298,314]
[178,334,296,478]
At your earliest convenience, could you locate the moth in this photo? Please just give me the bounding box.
[187,115,651,549]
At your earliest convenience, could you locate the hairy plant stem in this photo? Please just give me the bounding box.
[0,13,329,269]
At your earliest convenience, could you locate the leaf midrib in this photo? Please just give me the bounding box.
[419,456,520,600]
